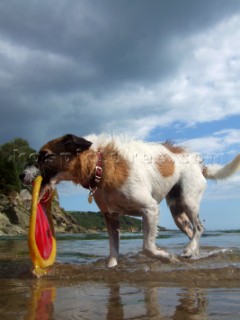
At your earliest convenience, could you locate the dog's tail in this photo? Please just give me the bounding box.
[203,154,240,180]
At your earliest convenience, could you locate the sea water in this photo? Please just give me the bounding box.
[0,230,239,319]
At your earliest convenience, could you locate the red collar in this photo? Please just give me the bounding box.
[85,151,103,202]
[91,151,103,188]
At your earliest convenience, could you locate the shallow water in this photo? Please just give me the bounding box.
[0,230,240,319]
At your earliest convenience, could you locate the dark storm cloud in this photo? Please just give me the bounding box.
[1,0,240,149]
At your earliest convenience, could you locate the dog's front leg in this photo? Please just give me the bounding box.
[104,213,120,267]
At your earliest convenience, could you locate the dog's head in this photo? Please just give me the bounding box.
[20,134,92,189]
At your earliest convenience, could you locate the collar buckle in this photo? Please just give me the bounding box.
[87,151,103,202]
[95,165,103,183]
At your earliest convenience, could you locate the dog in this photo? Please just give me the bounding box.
[21,133,240,267]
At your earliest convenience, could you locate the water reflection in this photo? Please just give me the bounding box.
[25,281,55,320]
[1,275,240,320]
[20,281,210,320]
[106,284,209,320]
[106,285,124,320]
[173,288,208,320]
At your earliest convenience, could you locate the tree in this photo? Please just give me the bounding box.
[0,138,36,194]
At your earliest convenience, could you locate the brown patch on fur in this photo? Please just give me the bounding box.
[69,143,129,190]
[69,150,97,185]
[156,154,175,177]
[163,141,185,154]
[101,143,129,191]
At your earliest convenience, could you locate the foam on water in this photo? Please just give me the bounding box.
[190,248,232,260]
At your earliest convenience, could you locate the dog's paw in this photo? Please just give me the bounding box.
[108,257,118,268]
[168,253,180,263]
[145,248,179,263]
[181,252,192,258]
[181,248,199,259]
[182,241,199,258]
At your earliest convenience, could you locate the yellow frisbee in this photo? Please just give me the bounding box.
[28,176,56,276]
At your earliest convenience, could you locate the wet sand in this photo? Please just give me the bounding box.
[1,249,240,285]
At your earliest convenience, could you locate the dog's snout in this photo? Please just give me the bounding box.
[20,166,40,185]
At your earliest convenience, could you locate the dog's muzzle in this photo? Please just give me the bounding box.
[20,165,41,186]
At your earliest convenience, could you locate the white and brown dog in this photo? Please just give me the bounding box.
[21,134,240,267]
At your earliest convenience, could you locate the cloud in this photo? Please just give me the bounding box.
[182,128,240,156]
[214,129,240,146]
[1,1,240,149]
[147,15,240,129]
[72,13,240,138]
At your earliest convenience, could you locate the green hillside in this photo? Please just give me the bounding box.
[68,211,143,232]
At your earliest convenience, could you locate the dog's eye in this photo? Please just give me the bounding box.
[37,152,55,162]
[45,154,55,161]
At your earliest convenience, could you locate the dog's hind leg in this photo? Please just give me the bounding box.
[181,200,204,257]
[104,213,120,267]
[181,183,205,258]
[167,174,206,258]
[142,203,178,262]
[166,197,193,239]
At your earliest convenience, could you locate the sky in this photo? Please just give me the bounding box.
[0,0,240,230]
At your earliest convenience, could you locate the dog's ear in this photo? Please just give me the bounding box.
[62,134,92,154]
